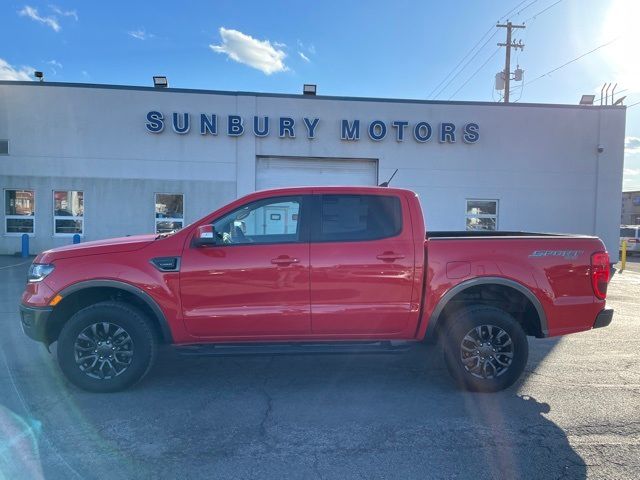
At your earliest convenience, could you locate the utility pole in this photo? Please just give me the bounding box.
[497,22,525,103]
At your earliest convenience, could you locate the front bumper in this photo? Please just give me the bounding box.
[593,308,614,329]
[19,303,53,343]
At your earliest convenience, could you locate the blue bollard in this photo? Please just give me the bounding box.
[72,234,81,244]
[21,233,29,258]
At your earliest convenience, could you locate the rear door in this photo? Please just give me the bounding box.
[309,193,416,335]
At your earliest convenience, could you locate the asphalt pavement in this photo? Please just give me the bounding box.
[0,256,638,479]
[616,252,640,273]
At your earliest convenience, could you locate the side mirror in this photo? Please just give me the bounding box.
[193,224,218,247]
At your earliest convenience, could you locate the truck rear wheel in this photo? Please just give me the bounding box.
[57,301,157,393]
[442,305,528,392]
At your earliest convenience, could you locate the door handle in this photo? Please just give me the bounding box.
[271,256,299,266]
[376,252,405,261]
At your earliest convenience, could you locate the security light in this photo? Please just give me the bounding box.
[303,84,317,95]
[153,76,168,88]
[579,94,595,105]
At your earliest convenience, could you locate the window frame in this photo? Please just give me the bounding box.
[205,195,310,247]
[53,190,85,237]
[310,194,404,243]
[465,199,499,231]
[4,189,36,236]
[155,192,185,234]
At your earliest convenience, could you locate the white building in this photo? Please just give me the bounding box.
[0,81,626,260]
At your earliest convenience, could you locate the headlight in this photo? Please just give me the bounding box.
[28,263,55,283]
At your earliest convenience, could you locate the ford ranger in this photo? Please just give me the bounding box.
[19,186,613,393]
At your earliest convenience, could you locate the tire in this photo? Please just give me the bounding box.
[57,301,157,393]
[442,305,528,392]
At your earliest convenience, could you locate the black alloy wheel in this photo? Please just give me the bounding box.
[57,301,156,393]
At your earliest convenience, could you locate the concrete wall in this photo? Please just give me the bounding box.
[0,82,626,260]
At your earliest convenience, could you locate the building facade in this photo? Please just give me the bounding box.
[621,191,640,225]
[0,81,626,260]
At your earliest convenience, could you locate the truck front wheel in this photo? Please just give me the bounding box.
[57,301,157,393]
[442,305,528,392]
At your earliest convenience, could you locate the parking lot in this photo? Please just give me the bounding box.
[1,256,639,480]
[617,252,640,273]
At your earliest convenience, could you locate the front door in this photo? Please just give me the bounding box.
[309,193,416,335]
[180,195,311,338]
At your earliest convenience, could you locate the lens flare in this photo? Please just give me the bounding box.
[601,0,640,91]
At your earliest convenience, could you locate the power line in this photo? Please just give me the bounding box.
[448,47,502,100]
[499,0,530,21]
[626,100,640,108]
[513,0,539,18]
[433,30,499,99]
[427,25,496,99]
[523,38,620,87]
[428,0,538,100]
[524,0,564,23]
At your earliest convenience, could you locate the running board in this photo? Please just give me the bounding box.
[174,340,414,357]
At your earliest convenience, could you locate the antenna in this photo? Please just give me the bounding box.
[379,169,398,187]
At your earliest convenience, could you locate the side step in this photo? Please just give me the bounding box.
[174,340,415,357]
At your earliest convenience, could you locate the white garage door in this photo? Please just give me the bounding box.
[256,157,378,190]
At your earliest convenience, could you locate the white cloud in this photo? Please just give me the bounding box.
[18,5,60,32]
[297,40,316,54]
[296,40,315,63]
[49,5,78,21]
[0,58,35,81]
[298,51,310,63]
[625,136,640,153]
[46,59,62,75]
[128,28,154,40]
[209,27,288,75]
[624,168,640,176]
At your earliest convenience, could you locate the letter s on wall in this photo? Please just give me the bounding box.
[146,111,164,133]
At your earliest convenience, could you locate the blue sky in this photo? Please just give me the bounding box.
[2,0,640,189]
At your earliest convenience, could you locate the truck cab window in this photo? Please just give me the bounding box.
[212,196,303,245]
[314,194,402,242]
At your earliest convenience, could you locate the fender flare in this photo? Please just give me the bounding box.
[57,279,174,343]
[425,276,548,338]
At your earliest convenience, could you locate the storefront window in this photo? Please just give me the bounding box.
[466,199,498,231]
[155,193,184,233]
[5,189,35,234]
[54,191,84,235]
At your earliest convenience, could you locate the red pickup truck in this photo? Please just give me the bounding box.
[20,186,613,393]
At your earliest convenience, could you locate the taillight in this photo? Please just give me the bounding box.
[590,251,610,300]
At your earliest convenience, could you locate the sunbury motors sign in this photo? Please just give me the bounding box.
[145,111,480,144]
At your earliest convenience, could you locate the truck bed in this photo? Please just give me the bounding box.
[426,231,595,239]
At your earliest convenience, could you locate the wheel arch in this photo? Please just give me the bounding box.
[46,280,174,346]
[425,277,548,339]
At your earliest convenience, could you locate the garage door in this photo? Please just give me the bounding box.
[256,157,378,190]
